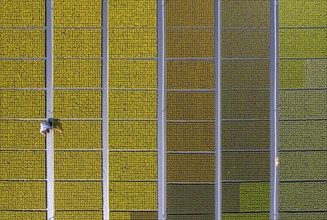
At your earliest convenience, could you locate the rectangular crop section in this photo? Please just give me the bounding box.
[53,29,102,58]
[166,30,214,58]
[0,0,45,27]
[109,29,157,58]
[167,122,215,152]
[109,152,157,181]
[109,182,157,210]
[0,182,46,210]
[109,60,157,89]
[0,90,45,118]
[109,90,157,120]
[54,90,101,119]
[109,0,156,28]
[54,60,101,88]
[53,0,102,27]
[167,92,215,121]
[54,121,101,150]
[55,182,102,210]
[55,151,102,180]
[0,121,45,149]
[0,60,45,88]
[109,121,157,150]
[0,151,45,180]
[0,30,45,58]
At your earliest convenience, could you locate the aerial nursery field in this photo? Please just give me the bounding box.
[0,0,158,219]
[277,1,327,219]
[0,0,326,220]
